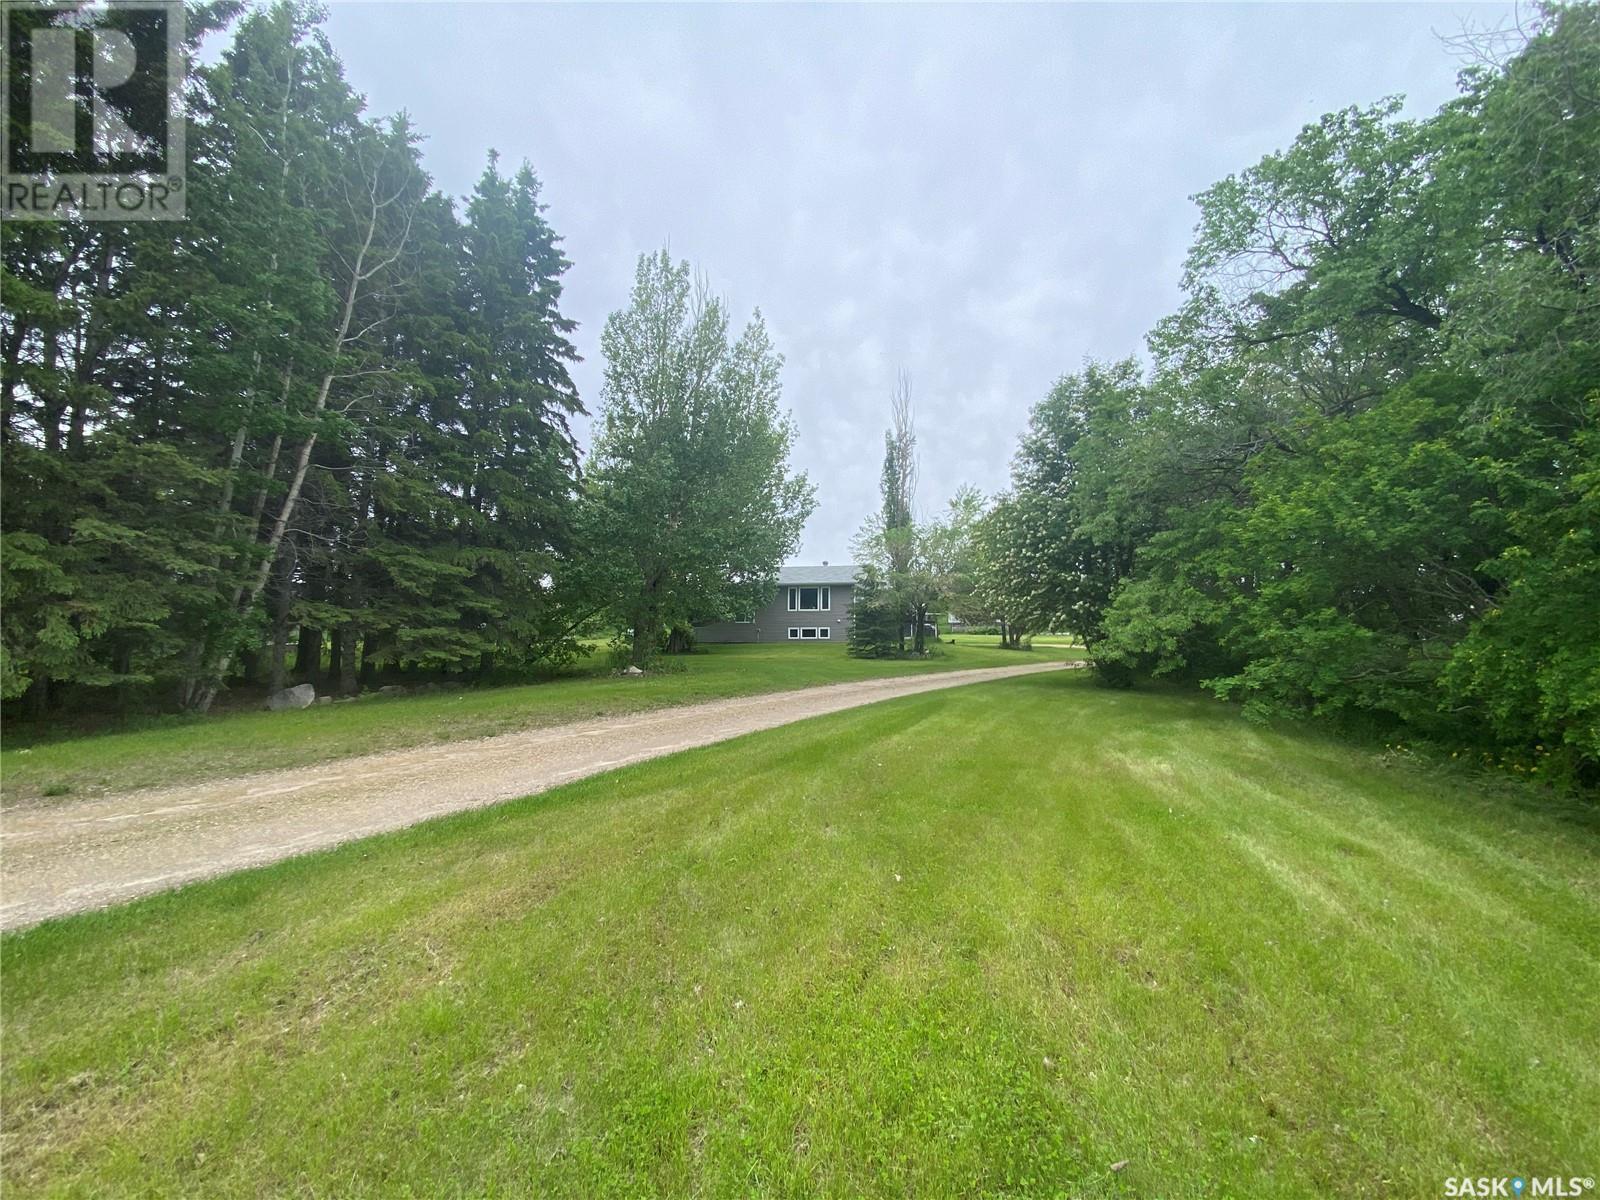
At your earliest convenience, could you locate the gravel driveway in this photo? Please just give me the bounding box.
[0,661,1070,930]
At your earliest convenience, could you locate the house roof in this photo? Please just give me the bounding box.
[777,563,860,586]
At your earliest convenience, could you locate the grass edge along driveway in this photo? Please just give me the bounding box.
[1,640,1080,803]
[0,662,1067,930]
[4,671,1596,1197]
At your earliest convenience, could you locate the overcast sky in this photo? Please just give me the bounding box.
[324,1,1511,562]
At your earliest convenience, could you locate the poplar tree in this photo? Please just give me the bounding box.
[583,250,815,666]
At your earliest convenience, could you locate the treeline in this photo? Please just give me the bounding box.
[981,4,1598,783]
[2,3,810,716]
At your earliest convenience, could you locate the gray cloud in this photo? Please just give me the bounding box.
[326,0,1510,559]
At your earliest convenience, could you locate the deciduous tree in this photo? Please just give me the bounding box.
[582,251,814,666]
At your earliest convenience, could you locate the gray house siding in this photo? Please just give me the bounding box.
[695,566,857,644]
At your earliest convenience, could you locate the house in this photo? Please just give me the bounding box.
[693,563,859,644]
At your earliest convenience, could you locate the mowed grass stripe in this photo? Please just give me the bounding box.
[3,673,1596,1197]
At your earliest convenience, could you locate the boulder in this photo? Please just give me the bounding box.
[379,684,409,696]
[315,696,333,706]
[622,665,645,677]
[266,683,316,711]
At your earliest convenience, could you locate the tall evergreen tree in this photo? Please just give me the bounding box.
[846,566,899,658]
[1,2,590,717]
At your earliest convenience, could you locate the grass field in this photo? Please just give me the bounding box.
[946,632,1083,649]
[4,672,1596,1197]
[0,641,1076,802]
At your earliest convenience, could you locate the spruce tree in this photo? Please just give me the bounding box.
[846,567,900,659]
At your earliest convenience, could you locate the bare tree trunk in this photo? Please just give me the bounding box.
[631,613,654,667]
[295,626,321,680]
[326,628,344,692]
[269,624,291,694]
[177,370,291,710]
[40,335,65,454]
[360,632,381,688]
[66,238,114,458]
[249,429,284,530]
[213,359,261,536]
[630,574,661,667]
[267,548,294,694]
[337,626,358,696]
[25,676,51,720]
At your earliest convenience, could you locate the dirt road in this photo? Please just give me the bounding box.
[1,661,1069,929]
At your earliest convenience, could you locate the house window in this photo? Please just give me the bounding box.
[790,586,825,611]
[788,627,799,639]
[819,626,830,639]
[801,627,818,638]
[787,627,830,640]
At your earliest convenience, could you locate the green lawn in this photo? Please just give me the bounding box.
[947,632,1083,649]
[0,641,1076,802]
[4,672,1596,1197]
